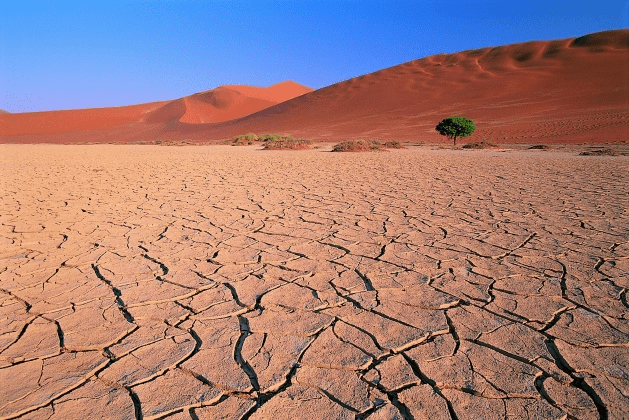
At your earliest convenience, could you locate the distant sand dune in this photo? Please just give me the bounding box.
[1,30,627,144]
[178,89,277,124]
[148,81,313,125]
[0,81,312,140]
[0,102,168,136]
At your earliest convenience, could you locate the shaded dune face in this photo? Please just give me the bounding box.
[144,99,188,125]
[569,30,629,49]
[0,29,627,144]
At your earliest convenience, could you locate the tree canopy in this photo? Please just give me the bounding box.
[435,117,476,145]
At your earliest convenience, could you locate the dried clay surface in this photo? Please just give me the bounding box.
[0,145,628,419]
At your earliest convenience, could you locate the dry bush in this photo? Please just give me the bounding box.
[462,141,498,149]
[332,139,384,152]
[232,138,254,146]
[383,141,405,149]
[262,139,312,150]
[528,144,551,150]
[579,148,626,156]
[231,133,258,146]
[259,133,292,142]
[153,140,195,146]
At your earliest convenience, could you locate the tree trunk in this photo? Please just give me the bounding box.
[453,135,457,146]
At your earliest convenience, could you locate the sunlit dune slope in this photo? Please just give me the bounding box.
[1,30,627,144]
[227,81,313,103]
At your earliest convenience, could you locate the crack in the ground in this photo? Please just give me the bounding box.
[545,339,609,420]
[91,264,135,323]
[234,316,260,392]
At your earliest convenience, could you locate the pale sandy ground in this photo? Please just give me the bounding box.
[0,145,628,420]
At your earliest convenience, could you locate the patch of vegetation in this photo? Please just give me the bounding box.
[262,139,312,150]
[231,132,259,146]
[436,117,476,145]
[232,138,254,146]
[461,141,498,149]
[149,139,195,146]
[332,139,385,152]
[528,144,551,150]
[383,141,405,149]
[259,133,292,142]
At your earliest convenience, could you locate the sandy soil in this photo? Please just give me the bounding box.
[1,30,627,145]
[0,145,627,419]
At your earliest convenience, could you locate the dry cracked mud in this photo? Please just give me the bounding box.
[0,145,627,419]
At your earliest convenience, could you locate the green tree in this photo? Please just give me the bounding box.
[435,117,476,145]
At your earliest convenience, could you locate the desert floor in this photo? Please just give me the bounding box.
[0,145,627,420]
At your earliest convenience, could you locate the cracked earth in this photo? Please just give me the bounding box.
[0,145,628,419]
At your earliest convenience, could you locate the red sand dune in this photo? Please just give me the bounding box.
[0,102,169,136]
[0,81,312,141]
[1,30,627,144]
[178,82,311,124]
[150,81,314,125]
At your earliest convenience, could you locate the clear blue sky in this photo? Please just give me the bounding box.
[1,0,627,113]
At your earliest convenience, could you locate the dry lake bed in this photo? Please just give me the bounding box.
[0,145,627,419]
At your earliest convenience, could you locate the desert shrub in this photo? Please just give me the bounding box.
[172,140,194,146]
[383,141,405,149]
[259,133,292,142]
[528,144,551,150]
[462,141,497,149]
[231,133,258,146]
[332,139,384,152]
[262,139,312,150]
[232,138,253,146]
[237,132,258,141]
